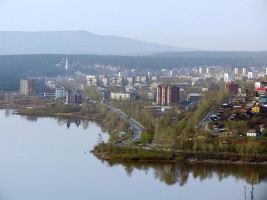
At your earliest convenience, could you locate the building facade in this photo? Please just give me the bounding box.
[187,93,202,102]
[66,90,82,104]
[157,84,180,106]
[225,83,238,95]
[20,79,36,96]
[110,92,132,101]
[56,88,66,99]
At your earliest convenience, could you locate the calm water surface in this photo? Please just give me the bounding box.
[0,109,266,200]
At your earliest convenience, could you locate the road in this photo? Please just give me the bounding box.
[197,109,218,135]
[109,107,144,141]
[84,95,144,141]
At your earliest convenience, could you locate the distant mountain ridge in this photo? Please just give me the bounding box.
[0,31,193,55]
[150,51,267,58]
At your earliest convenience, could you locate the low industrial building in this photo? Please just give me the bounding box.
[187,93,202,102]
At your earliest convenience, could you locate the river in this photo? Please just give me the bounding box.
[0,109,266,200]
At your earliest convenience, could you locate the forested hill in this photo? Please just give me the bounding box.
[0,52,266,91]
[0,52,266,72]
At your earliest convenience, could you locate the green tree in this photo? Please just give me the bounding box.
[225,121,247,135]
[84,86,102,101]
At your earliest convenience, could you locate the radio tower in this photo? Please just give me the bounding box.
[65,56,69,70]
[123,60,125,72]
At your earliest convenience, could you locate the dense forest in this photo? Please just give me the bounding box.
[0,52,267,91]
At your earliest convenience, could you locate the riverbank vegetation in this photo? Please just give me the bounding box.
[92,143,267,164]
[95,87,267,163]
[12,83,267,164]
[112,89,230,148]
[18,103,129,138]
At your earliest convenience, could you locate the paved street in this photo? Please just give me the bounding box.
[197,109,218,135]
[109,106,144,141]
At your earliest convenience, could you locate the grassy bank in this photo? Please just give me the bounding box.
[92,143,267,164]
[18,105,102,120]
[17,103,129,135]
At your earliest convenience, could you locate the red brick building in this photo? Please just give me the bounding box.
[225,83,238,95]
[66,89,82,104]
[157,84,180,106]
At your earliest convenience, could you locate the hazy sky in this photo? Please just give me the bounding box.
[0,0,266,51]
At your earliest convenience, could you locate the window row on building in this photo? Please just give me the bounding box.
[157,84,180,106]
[86,75,158,87]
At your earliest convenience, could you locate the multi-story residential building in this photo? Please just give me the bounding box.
[66,90,82,104]
[110,76,124,85]
[224,73,235,82]
[87,75,98,86]
[247,72,254,79]
[242,68,247,76]
[135,76,141,83]
[110,92,133,101]
[126,76,135,85]
[20,79,36,96]
[87,75,110,87]
[55,88,66,99]
[99,76,110,87]
[234,67,240,75]
[111,77,117,85]
[140,76,148,83]
[20,79,45,97]
[148,91,157,101]
[116,77,124,85]
[205,67,210,74]
[197,67,212,75]
[150,76,159,83]
[157,84,180,106]
[225,82,238,95]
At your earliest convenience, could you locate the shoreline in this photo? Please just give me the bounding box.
[17,111,103,121]
[2,105,267,165]
[92,144,267,165]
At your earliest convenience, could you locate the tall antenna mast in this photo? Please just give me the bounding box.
[65,56,69,70]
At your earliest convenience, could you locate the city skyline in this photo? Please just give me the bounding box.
[0,0,266,51]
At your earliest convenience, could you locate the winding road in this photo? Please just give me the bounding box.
[109,106,144,141]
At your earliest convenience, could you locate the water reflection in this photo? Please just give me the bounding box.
[19,115,38,122]
[56,118,106,131]
[3,108,108,133]
[4,109,13,118]
[1,109,266,200]
[56,118,84,129]
[105,161,267,187]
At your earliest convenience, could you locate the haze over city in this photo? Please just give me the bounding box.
[0,0,266,51]
[1,1,267,200]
